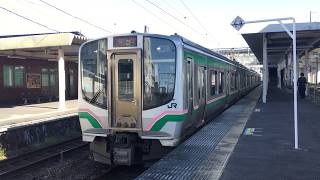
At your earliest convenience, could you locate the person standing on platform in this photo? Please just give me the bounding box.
[298,73,307,99]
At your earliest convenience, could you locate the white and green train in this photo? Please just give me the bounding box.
[78,33,260,165]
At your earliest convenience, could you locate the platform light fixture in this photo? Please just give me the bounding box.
[231,16,299,150]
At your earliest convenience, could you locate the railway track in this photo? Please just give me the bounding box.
[94,163,155,180]
[0,137,88,178]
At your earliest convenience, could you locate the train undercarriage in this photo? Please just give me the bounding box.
[90,133,169,165]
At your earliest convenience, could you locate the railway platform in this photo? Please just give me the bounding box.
[220,86,320,180]
[0,100,80,160]
[0,100,78,129]
[137,87,261,180]
[137,85,320,180]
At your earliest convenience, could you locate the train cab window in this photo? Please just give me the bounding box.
[80,39,108,108]
[210,70,217,96]
[219,72,224,93]
[143,37,176,110]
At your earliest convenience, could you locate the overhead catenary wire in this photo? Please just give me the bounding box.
[161,0,187,20]
[132,0,177,31]
[38,0,112,33]
[179,0,209,33]
[144,0,206,37]
[0,6,59,32]
[179,0,221,47]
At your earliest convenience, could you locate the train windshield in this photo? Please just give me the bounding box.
[143,37,176,110]
[80,39,108,108]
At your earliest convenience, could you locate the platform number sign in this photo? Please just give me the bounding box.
[231,16,245,31]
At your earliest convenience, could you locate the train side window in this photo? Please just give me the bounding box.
[202,67,206,99]
[243,73,245,88]
[210,70,217,96]
[219,71,224,94]
[234,73,236,90]
[194,63,199,106]
[185,58,193,109]
[198,67,202,99]
[235,73,238,90]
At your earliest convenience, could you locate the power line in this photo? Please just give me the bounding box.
[144,0,205,37]
[179,0,221,47]
[179,1,208,34]
[179,0,208,34]
[0,6,59,32]
[132,0,177,31]
[38,0,112,33]
[161,0,187,20]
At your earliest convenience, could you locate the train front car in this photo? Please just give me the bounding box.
[78,34,183,165]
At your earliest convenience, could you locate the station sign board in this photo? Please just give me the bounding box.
[231,16,245,31]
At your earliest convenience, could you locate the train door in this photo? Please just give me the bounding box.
[197,66,206,122]
[185,58,194,128]
[225,71,229,96]
[110,51,142,130]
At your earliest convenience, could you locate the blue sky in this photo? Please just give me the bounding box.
[1,0,320,48]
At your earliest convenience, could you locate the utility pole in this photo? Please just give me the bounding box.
[144,25,149,33]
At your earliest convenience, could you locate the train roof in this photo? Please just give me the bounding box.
[171,34,257,74]
[174,35,233,62]
[85,32,259,75]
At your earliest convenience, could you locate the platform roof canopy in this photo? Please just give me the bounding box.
[242,22,320,66]
[0,32,87,62]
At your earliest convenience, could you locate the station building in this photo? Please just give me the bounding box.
[0,32,87,106]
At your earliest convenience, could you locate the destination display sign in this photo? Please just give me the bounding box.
[113,36,137,47]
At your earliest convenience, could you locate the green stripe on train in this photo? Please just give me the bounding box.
[150,113,188,131]
[183,50,230,68]
[79,112,102,128]
[150,96,226,131]
[206,96,226,108]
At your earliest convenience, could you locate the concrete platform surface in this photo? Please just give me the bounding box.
[136,87,261,180]
[0,100,78,128]
[220,86,320,180]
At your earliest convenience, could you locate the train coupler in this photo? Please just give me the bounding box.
[109,133,143,165]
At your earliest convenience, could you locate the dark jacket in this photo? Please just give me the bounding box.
[298,76,307,89]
